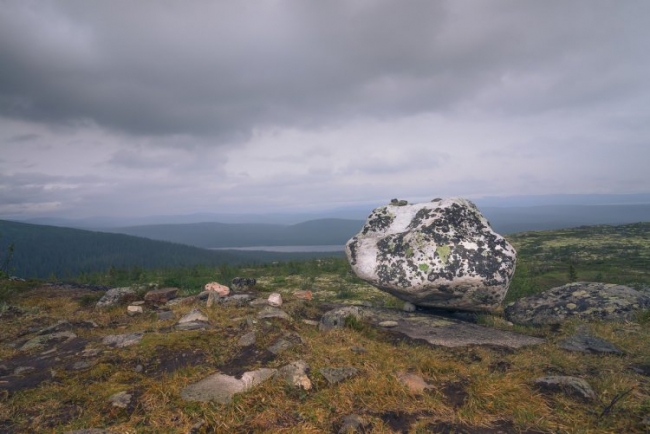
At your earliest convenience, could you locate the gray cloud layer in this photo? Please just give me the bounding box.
[1,1,649,218]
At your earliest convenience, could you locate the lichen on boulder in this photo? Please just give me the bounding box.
[345,198,516,312]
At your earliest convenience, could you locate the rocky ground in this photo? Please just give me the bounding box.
[1,282,650,433]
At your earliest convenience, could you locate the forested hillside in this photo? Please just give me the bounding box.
[104,218,364,248]
[0,220,342,279]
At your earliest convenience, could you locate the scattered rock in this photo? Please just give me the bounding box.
[178,308,208,324]
[20,331,78,351]
[102,332,144,348]
[397,372,433,395]
[180,368,277,403]
[339,414,369,433]
[558,331,624,355]
[14,366,35,375]
[505,282,650,325]
[204,282,230,297]
[320,367,359,385]
[268,292,283,307]
[257,306,291,321]
[302,319,319,326]
[127,305,144,315]
[403,302,416,312]
[275,360,312,390]
[346,198,516,312]
[350,346,367,354]
[294,290,313,300]
[166,296,197,307]
[379,320,399,328]
[319,306,364,331]
[109,391,132,408]
[95,287,138,309]
[533,376,596,402]
[268,333,303,355]
[144,287,179,304]
[175,321,211,331]
[158,311,175,321]
[249,298,270,307]
[231,277,257,291]
[71,361,91,371]
[238,332,256,347]
[219,294,255,307]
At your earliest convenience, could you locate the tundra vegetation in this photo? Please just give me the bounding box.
[0,223,649,433]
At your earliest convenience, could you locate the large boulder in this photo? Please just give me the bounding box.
[345,198,516,312]
[505,282,650,325]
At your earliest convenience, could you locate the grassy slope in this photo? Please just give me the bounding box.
[1,223,650,432]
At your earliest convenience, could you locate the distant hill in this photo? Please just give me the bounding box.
[104,218,365,248]
[0,220,343,279]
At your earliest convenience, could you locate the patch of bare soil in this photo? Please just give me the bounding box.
[218,345,276,379]
[441,380,469,409]
[145,347,211,377]
[0,337,87,396]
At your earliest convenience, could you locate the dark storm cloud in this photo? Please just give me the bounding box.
[1,1,647,140]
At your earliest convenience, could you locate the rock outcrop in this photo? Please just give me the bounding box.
[504,282,650,325]
[346,198,516,312]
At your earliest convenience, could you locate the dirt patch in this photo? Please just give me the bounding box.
[425,419,547,434]
[145,347,211,377]
[0,337,88,396]
[218,345,276,378]
[375,410,434,433]
[489,360,512,373]
[441,380,469,408]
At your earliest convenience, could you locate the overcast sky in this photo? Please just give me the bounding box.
[1,1,649,220]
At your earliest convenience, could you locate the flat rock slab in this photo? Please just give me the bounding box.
[102,332,144,348]
[257,306,291,321]
[180,368,277,403]
[559,332,623,355]
[505,282,650,325]
[533,376,596,402]
[325,306,544,349]
[320,367,359,385]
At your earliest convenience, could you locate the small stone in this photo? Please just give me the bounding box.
[320,367,359,385]
[135,364,144,373]
[558,332,623,355]
[175,321,210,331]
[178,308,208,324]
[294,290,313,300]
[96,287,138,309]
[71,361,92,371]
[238,332,256,347]
[180,369,277,403]
[319,306,364,331]
[109,391,132,408]
[403,302,416,312]
[249,298,270,307]
[131,300,146,306]
[257,306,291,321]
[533,376,596,402]
[397,372,433,395]
[268,292,283,307]
[14,366,35,375]
[144,287,179,304]
[102,332,144,348]
[350,346,367,354]
[127,305,143,315]
[378,320,398,328]
[204,282,230,297]
[158,311,175,321]
[302,319,319,326]
[275,360,312,390]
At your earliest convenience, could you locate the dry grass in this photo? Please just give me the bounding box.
[1,282,649,433]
